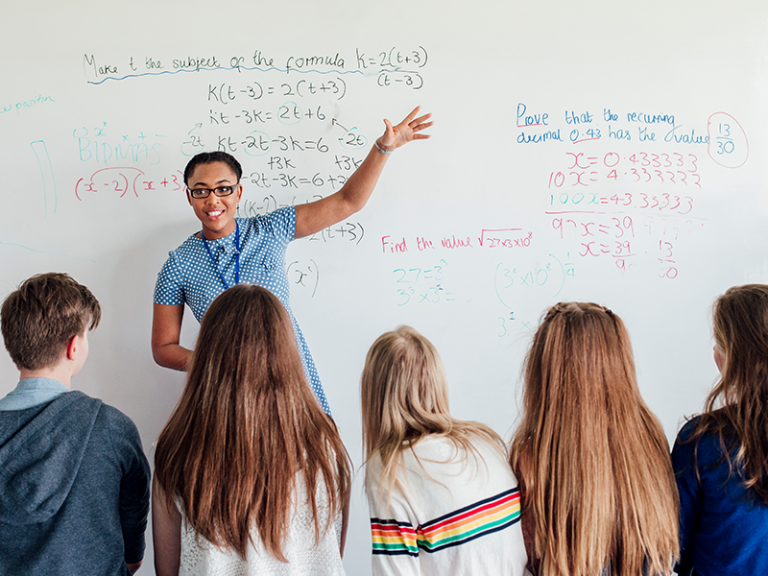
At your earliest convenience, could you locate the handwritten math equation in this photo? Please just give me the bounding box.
[548,151,701,191]
[516,103,749,280]
[542,146,707,278]
[208,79,349,104]
[183,123,368,157]
[547,211,705,278]
[84,46,428,89]
[73,166,364,246]
[391,260,456,307]
[74,165,358,197]
[494,253,577,335]
[515,104,748,169]
[380,229,534,254]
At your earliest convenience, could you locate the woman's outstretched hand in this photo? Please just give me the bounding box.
[377,106,433,151]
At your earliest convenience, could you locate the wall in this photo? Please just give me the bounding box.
[1,1,767,573]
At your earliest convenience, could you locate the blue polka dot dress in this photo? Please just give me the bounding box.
[153,206,330,415]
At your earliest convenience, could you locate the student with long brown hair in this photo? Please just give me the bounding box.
[509,302,679,576]
[152,285,351,576]
[672,284,768,575]
[361,326,529,576]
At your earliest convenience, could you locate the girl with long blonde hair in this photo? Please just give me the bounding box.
[362,326,529,576]
[509,302,678,576]
[673,284,768,575]
[152,285,351,576]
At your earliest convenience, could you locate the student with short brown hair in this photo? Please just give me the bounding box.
[0,273,151,575]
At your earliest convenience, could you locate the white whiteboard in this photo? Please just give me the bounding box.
[2,1,767,574]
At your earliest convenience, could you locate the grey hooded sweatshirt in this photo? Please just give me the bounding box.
[0,389,150,575]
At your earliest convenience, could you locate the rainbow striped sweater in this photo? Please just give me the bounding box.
[367,436,531,576]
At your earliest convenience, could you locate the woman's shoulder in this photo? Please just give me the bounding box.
[238,206,296,243]
[165,231,204,259]
[240,205,296,225]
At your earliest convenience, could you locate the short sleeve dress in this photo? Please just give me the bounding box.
[154,206,330,414]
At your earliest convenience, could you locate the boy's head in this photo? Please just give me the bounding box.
[1,273,101,371]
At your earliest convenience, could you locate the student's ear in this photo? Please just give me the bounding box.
[714,345,725,373]
[66,334,79,361]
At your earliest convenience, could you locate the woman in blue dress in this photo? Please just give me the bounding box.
[152,107,432,414]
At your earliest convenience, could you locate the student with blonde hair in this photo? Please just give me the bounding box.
[672,284,768,575]
[361,326,529,576]
[509,302,678,576]
[152,285,351,576]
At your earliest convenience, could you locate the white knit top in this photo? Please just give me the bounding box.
[178,477,345,576]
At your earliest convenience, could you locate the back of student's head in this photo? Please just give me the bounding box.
[361,326,501,499]
[154,284,350,561]
[361,326,450,456]
[509,302,678,576]
[695,284,768,503]
[712,283,768,398]
[1,272,101,370]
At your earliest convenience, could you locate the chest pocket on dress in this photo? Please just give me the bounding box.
[242,253,285,290]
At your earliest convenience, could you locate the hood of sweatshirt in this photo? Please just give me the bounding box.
[0,391,102,525]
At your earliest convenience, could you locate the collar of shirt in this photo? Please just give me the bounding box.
[196,225,240,255]
[0,378,70,411]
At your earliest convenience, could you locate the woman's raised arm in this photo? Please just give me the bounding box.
[295,106,432,239]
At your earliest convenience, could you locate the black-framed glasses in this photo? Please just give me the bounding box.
[187,184,239,200]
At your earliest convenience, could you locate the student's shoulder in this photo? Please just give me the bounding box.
[96,402,141,435]
[673,413,733,471]
[675,416,701,444]
[56,389,103,413]
[675,412,732,447]
[61,392,129,425]
[66,392,139,440]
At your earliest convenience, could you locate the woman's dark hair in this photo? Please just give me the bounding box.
[183,151,243,185]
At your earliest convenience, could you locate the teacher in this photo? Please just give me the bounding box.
[152,107,432,414]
